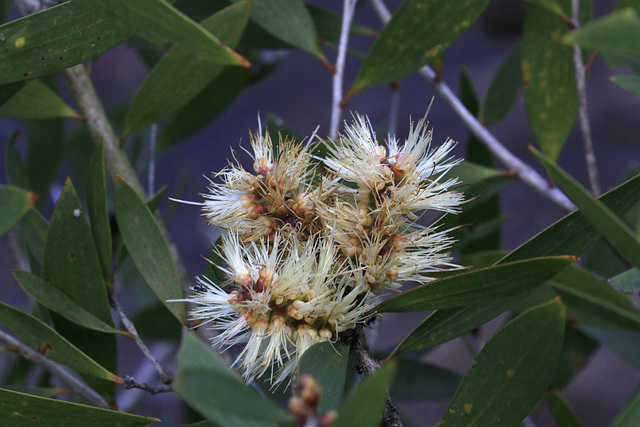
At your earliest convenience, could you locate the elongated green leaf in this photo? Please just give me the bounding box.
[377,256,575,313]
[546,389,584,427]
[612,267,640,292]
[114,176,186,323]
[441,299,565,426]
[570,8,640,57]
[524,0,570,19]
[522,0,577,160]
[611,387,640,427]
[4,130,31,190]
[308,4,377,41]
[0,184,35,236]
[298,342,350,415]
[348,0,489,96]
[550,325,597,388]
[481,42,523,126]
[0,386,70,399]
[0,81,25,106]
[0,79,80,119]
[174,334,292,426]
[123,2,251,138]
[502,172,640,263]
[613,74,640,97]
[532,147,640,268]
[78,0,248,67]
[0,301,120,383]
[13,270,129,337]
[87,141,112,288]
[0,388,156,426]
[333,361,397,427]
[390,358,461,402]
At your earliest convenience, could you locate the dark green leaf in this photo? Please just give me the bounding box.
[174,334,292,426]
[611,387,640,427]
[129,303,182,342]
[570,8,640,57]
[123,2,251,137]
[333,361,397,427]
[440,299,565,426]
[501,172,640,263]
[298,342,350,415]
[0,388,157,426]
[532,147,640,268]
[0,184,35,236]
[13,270,129,337]
[348,0,490,95]
[578,325,640,367]
[0,79,80,119]
[77,0,248,67]
[4,130,31,190]
[546,389,584,427]
[114,176,186,323]
[377,256,575,313]
[522,0,577,160]
[203,235,225,284]
[611,267,640,292]
[612,74,640,97]
[390,358,461,402]
[0,301,120,383]
[0,386,70,399]
[87,141,112,288]
[308,4,377,41]
[523,0,570,20]
[0,81,25,107]
[481,42,523,126]
[549,325,597,388]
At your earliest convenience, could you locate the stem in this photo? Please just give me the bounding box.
[0,330,110,409]
[123,376,172,395]
[148,123,157,196]
[368,0,576,212]
[330,0,358,137]
[111,295,172,384]
[572,0,600,196]
[388,83,401,137]
[351,325,402,427]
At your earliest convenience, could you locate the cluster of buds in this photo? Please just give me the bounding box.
[179,114,463,387]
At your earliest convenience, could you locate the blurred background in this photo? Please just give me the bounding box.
[1,0,639,425]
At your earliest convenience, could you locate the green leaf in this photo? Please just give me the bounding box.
[570,8,640,57]
[501,172,640,263]
[4,130,31,190]
[440,299,565,426]
[532,147,640,268]
[87,141,112,288]
[0,388,157,426]
[522,0,578,160]
[308,4,377,41]
[77,0,248,67]
[0,184,35,236]
[546,389,584,427]
[611,387,640,427]
[298,342,350,415]
[481,42,523,126]
[13,270,129,337]
[0,79,80,119]
[0,2,127,84]
[0,301,121,383]
[611,267,640,292]
[549,265,640,331]
[523,0,570,20]
[549,325,597,388]
[0,81,25,106]
[578,325,640,368]
[174,334,293,426]
[390,358,461,402]
[114,176,186,323]
[612,74,640,97]
[348,0,490,96]
[26,112,65,207]
[333,361,397,427]
[248,0,324,60]
[377,256,575,313]
[123,2,251,138]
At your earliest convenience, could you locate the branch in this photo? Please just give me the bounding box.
[0,329,111,409]
[111,295,172,384]
[123,375,172,395]
[368,0,576,211]
[330,0,359,137]
[351,325,402,427]
[572,0,600,196]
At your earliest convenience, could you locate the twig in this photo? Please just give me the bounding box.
[123,375,172,395]
[0,329,111,409]
[330,0,358,137]
[572,0,600,196]
[368,0,576,212]
[111,295,172,384]
[351,325,402,427]
[62,64,193,300]
[388,83,401,137]
[148,123,158,196]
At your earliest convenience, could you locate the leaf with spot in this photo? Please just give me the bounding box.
[440,298,565,426]
[0,388,157,426]
[0,300,121,383]
[0,79,80,119]
[0,184,35,236]
[346,0,490,99]
[114,176,186,324]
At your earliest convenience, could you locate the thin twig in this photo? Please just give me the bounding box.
[572,0,600,196]
[388,83,401,137]
[0,330,111,409]
[330,0,358,137]
[351,325,402,427]
[148,123,157,196]
[111,295,172,384]
[123,375,172,395]
[368,0,576,212]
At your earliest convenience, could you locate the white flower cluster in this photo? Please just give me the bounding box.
[181,114,463,387]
